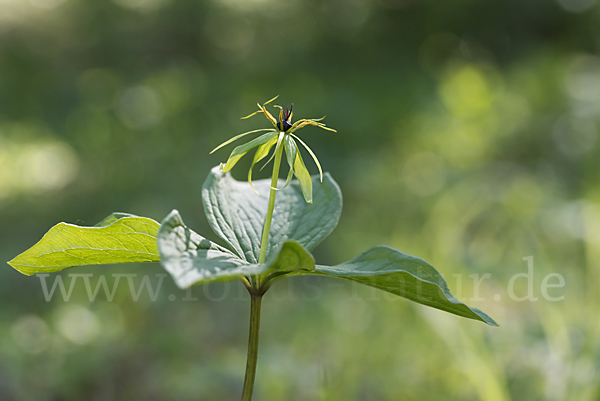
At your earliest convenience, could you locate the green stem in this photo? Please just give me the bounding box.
[241,132,284,401]
[258,132,285,265]
[240,292,263,401]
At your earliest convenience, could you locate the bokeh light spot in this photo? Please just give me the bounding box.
[556,0,597,13]
[216,0,272,10]
[564,55,600,106]
[112,0,170,12]
[552,115,597,158]
[55,305,101,345]
[28,0,68,10]
[17,142,79,192]
[117,86,164,131]
[440,65,494,117]
[11,315,51,354]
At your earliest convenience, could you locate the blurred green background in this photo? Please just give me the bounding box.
[1,0,599,399]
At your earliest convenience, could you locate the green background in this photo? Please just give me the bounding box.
[1,0,598,399]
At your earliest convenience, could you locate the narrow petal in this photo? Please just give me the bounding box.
[315,124,337,132]
[261,106,278,126]
[263,95,279,105]
[289,117,323,130]
[289,119,317,132]
[289,118,336,133]
[290,133,323,182]
[272,104,283,125]
[241,111,260,120]
[289,119,306,131]
[210,129,276,154]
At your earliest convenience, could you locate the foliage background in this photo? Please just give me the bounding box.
[1,0,599,399]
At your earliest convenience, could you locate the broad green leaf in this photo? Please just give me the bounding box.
[8,214,160,276]
[259,240,316,288]
[293,149,313,203]
[95,212,137,227]
[310,246,498,326]
[157,210,315,289]
[262,240,314,277]
[202,166,342,263]
[222,131,278,172]
[157,210,256,289]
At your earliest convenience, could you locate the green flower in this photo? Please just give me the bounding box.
[210,96,336,203]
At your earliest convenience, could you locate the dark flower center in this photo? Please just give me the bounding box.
[276,104,293,132]
[277,120,292,131]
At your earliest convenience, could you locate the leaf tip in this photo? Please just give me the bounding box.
[6,259,17,270]
[472,308,499,326]
[248,180,261,196]
[6,258,32,276]
[220,162,232,172]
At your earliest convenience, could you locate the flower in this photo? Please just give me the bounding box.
[210,96,336,203]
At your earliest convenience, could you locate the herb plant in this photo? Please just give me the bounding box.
[8,97,497,401]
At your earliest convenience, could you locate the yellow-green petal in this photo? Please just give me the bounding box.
[263,95,279,105]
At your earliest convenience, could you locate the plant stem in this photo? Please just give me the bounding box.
[257,132,285,265]
[240,292,263,401]
[241,132,283,401]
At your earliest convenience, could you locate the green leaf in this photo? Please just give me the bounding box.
[157,210,257,289]
[157,210,315,289]
[95,212,137,227]
[284,135,297,172]
[311,246,498,326]
[8,214,160,276]
[222,131,279,172]
[278,135,298,191]
[202,166,342,263]
[210,128,276,154]
[293,149,313,203]
[290,133,323,182]
[259,240,316,289]
[262,240,315,277]
[248,134,279,192]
